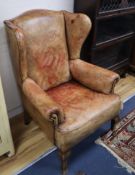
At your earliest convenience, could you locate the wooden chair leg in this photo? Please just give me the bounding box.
[111,115,120,131]
[23,109,31,125]
[59,149,71,175]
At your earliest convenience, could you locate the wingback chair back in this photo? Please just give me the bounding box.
[4,10,90,90]
[4,9,121,175]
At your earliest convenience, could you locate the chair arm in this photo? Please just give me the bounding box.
[22,78,65,126]
[70,59,120,94]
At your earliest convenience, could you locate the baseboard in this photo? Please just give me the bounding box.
[8,105,23,118]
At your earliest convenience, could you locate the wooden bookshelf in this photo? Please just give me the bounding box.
[74,0,135,74]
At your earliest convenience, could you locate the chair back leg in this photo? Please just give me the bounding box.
[23,109,31,125]
[111,115,120,131]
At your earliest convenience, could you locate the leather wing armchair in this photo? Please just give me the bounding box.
[4,9,121,175]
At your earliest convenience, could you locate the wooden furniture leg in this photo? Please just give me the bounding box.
[111,115,120,131]
[23,109,31,125]
[59,149,71,175]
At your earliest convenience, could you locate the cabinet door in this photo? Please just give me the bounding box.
[0,77,14,157]
[130,41,135,70]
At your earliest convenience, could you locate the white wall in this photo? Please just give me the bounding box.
[0,0,74,117]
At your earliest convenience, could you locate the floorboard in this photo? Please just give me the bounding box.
[0,116,54,175]
[115,74,135,101]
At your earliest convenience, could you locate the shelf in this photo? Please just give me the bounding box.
[90,40,131,70]
[95,15,135,49]
[108,59,129,71]
[97,8,135,20]
[95,32,134,49]
[74,0,135,73]
[91,54,129,70]
[98,0,135,19]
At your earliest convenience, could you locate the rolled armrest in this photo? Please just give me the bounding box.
[70,59,120,94]
[22,78,65,125]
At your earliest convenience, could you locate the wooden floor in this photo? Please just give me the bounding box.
[0,116,54,175]
[0,74,135,175]
[115,74,135,101]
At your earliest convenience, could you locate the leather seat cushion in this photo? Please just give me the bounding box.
[47,81,121,133]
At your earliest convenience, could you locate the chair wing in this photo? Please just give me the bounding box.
[64,11,92,59]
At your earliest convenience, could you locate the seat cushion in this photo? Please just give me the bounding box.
[47,81,121,149]
[47,81,121,133]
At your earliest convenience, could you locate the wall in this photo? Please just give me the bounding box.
[0,0,74,117]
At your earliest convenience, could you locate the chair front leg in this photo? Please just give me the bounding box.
[59,149,71,175]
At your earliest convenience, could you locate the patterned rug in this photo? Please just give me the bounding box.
[96,109,135,174]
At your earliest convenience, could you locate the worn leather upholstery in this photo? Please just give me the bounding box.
[4,9,121,168]
[23,78,65,124]
[64,11,92,59]
[5,10,70,90]
[47,81,121,149]
[70,59,120,94]
[47,81,120,132]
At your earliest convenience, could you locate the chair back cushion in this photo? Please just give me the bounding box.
[9,10,70,90]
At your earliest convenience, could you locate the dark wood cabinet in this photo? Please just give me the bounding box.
[130,41,135,70]
[74,0,135,74]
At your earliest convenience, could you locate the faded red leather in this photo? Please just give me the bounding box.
[64,11,92,59]
[23,78,65,124]
[70,59,120,94]
[5,9,121,163]
[47,81,121,133]
[6,9,70,90]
